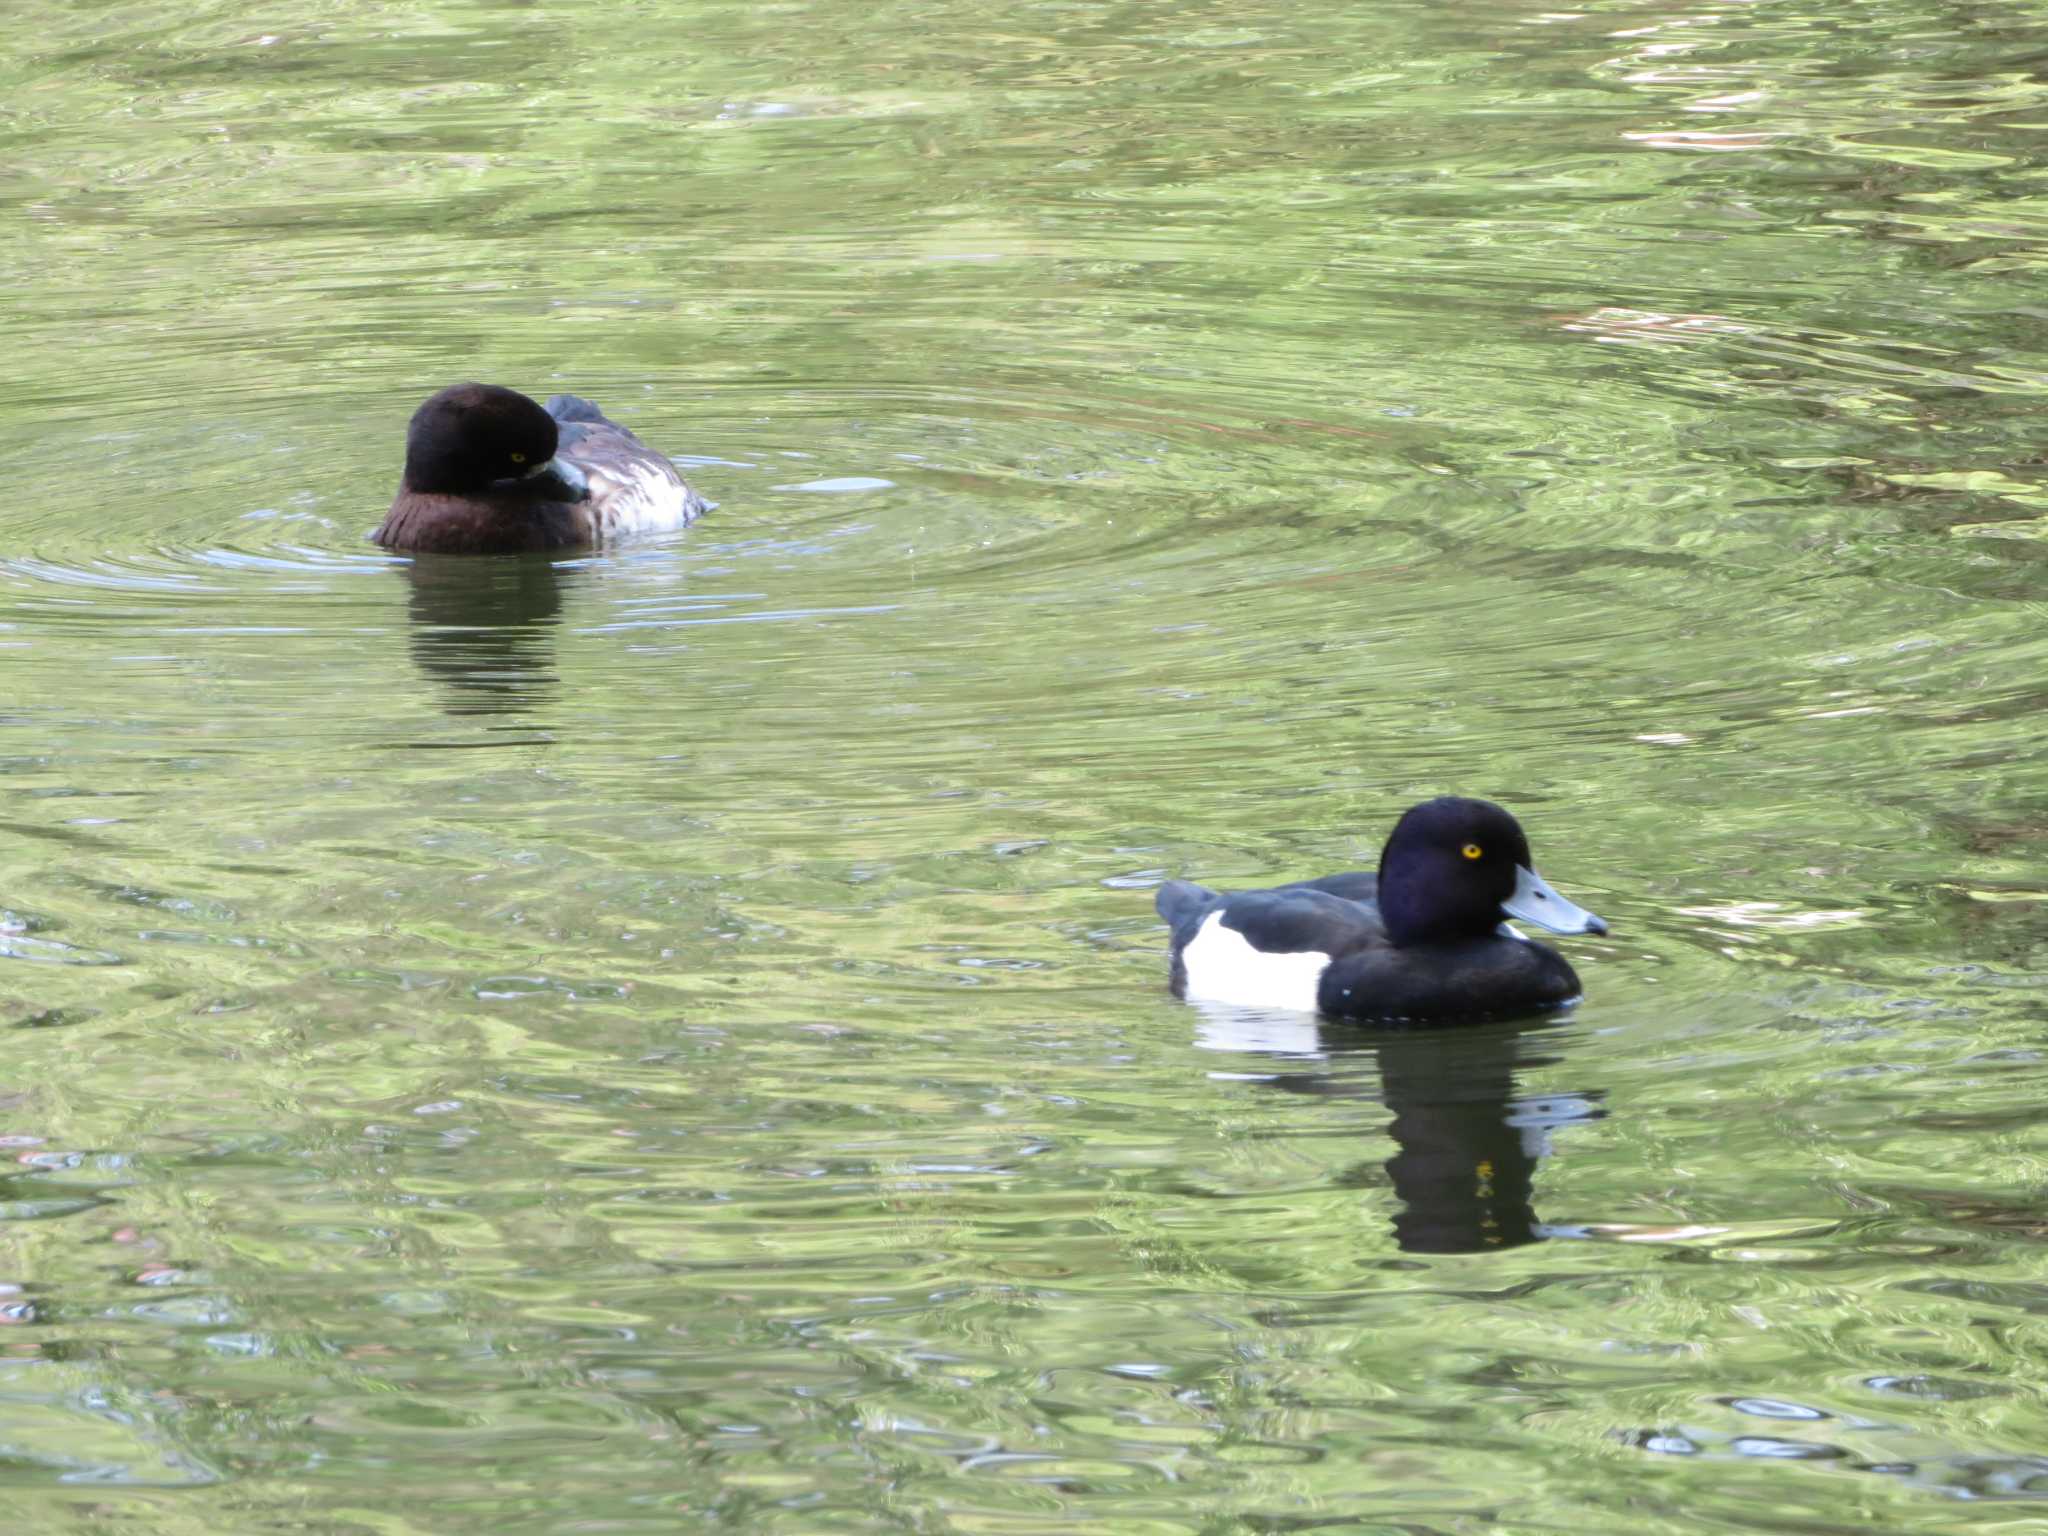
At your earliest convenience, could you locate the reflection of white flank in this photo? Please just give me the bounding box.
[1189,998,1326,1061]
[1181,911,1329,1013]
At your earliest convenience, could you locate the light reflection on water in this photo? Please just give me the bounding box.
[5,0,2048,1529]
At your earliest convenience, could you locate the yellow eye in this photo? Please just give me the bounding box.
[1462,843,1483,861]
[509,451,527,464]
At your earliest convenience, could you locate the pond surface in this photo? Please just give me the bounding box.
[7,0,2048,1530]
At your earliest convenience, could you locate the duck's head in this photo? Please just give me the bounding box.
[401,384,590,503]
[1376,796,1607,947]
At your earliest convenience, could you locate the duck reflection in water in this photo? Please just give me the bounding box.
[396,553,584,719]
[1192,1004,1603,1253]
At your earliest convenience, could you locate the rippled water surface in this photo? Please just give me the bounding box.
[8,0,2048,1529]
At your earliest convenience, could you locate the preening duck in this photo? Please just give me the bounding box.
[373,383,705,554]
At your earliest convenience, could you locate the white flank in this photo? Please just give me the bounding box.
[629,459,684,525]
[1180,911,1329,1013]
[592,457,688,532]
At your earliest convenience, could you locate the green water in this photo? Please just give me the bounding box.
[6,0,2048,1529]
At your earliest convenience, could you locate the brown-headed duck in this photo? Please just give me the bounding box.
[372,383,706,554]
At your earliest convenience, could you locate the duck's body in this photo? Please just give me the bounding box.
[1157,798,1607,1024]
[373,385,705,555]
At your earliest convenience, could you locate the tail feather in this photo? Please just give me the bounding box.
[1155,878,1219,929]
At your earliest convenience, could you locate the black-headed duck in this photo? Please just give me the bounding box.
[1155,797,1608,1023]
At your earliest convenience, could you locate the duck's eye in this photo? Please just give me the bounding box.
[1461,842,1483,861]
[509,452,527,465]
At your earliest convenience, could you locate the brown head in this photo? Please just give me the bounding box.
[400,384,588,501]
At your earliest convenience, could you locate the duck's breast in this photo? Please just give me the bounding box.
[1317,935,1581,1022]
[373,491,595,554]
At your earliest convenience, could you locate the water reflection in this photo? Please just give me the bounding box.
[1194,1006,1603,1253]
[395,553,583,719]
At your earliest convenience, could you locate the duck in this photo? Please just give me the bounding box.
[372,383,707,554]
[1155,796,1607,1022]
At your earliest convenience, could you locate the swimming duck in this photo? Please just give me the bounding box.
[372,384,706,554]
[1155,797,1607,1022]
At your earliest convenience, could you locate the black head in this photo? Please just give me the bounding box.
[402,384,561,495]
[1376,796,1599,947]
